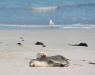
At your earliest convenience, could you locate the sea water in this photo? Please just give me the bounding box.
[0,0,95,29]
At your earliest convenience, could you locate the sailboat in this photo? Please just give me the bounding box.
[49,19,54,25]
[49,19,55,27]
[48,19,61,28]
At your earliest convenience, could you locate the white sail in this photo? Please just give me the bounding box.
[49,19,55,26]
[48,19,61,28]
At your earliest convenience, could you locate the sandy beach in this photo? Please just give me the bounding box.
[0,28,95,75]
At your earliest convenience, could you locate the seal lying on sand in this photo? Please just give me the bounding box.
[29,52,69,67]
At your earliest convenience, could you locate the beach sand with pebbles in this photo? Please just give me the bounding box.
[0,28,95,75]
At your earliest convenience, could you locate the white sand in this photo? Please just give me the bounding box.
[0,28,95,75]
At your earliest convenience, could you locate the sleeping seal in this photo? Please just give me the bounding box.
[29,52,69,67]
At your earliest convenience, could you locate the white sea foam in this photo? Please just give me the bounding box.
[62,24,95,29]
[0,24,95,29]
[31,6,57,12]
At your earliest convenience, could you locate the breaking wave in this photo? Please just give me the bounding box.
[0,2,95,12]
[31,6,57,12]
[0,24,95,29]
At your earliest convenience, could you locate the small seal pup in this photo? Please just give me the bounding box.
[29,52,69,67]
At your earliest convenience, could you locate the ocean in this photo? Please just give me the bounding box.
[0,0,95,29]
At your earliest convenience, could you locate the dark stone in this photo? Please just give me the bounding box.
[22,40,24,41]
[20,37,24,41]
[88,62,95,65]
[72,42,88,47]
[78,43,88,47]
[17,43,22,46]
[35,41,46,47]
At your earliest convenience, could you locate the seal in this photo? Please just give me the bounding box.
[29,52,69,67]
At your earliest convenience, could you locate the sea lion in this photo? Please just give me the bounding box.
[29,52,69,67]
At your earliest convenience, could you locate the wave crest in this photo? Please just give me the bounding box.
[31,6,57,12]
[0,24,95,29]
